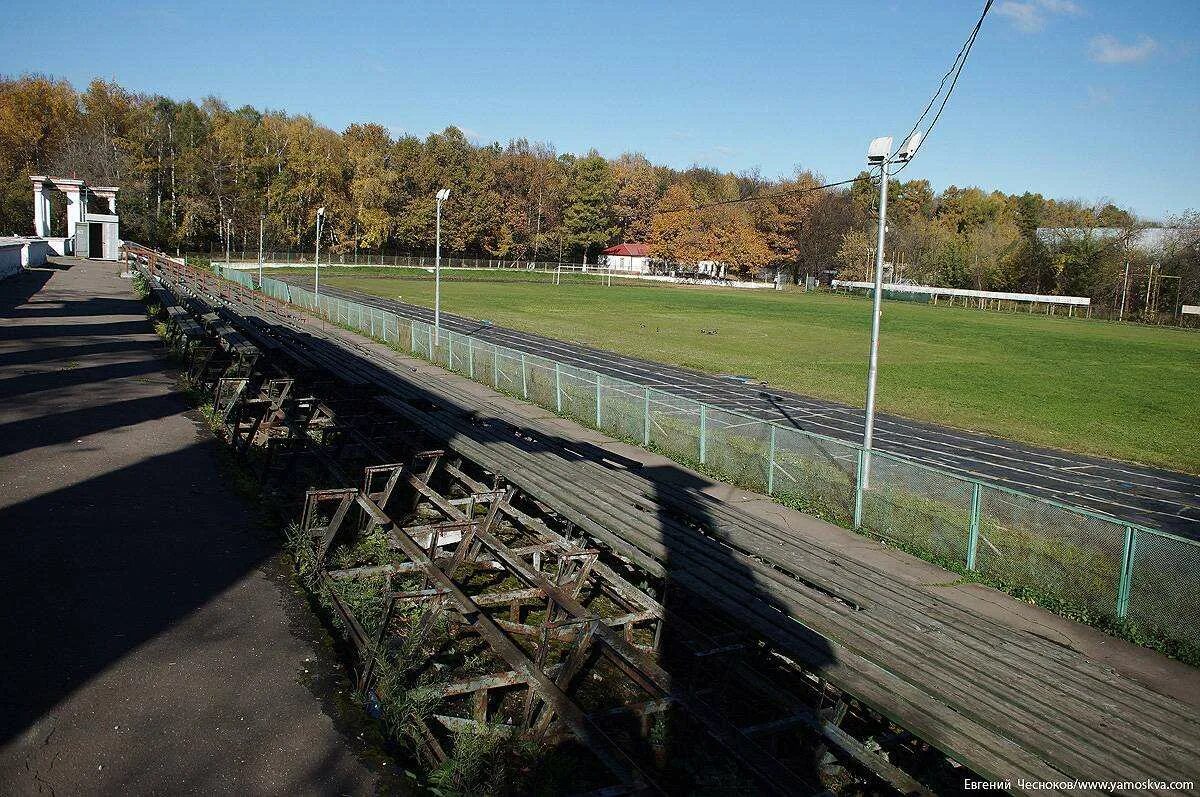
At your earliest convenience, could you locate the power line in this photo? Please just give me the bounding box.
[657,1,993,216]
[656,175,871,216]
[892,0,994,175]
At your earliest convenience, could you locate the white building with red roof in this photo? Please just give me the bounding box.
[602,243,650,273]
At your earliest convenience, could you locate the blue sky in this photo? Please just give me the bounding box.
[4,1,1198,220]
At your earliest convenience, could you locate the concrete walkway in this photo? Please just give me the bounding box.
[0,261,378,795]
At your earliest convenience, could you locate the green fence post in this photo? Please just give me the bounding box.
[595,374,602,428]
[1117,526,1137,618]
[521,353,528,398]
[643,387,651,446]
[853,448,865,530]
[767,425,777,495]
[493,344,500,388]
[555,362,562,413]
[468,337,475,379]
[967,481,982,571]
[428,328,434,361]
[698,403,707,464]
[410,321,416,353]
[448,333,454,371]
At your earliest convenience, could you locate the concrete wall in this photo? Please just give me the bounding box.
[21,239,51,266]
[0,237,61,276]
[44,237,71,256]
[0,243,22,280]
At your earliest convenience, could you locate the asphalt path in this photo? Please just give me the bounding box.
[288,278,1200,539]
[0,262,382,795]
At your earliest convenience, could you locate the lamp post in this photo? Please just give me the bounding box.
[258,213,265,288]
[1118,259,1130,321]
[860,131,921,490]
[224,217,231,265]
[314,206,326,299]
[434,188,450,344]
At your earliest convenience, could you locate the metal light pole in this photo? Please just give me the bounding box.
[860,132,920,490]
[434,188,451,344]
[533,195,542,265]
[258,213,265,287]
[1144,262,1155,319]
[224,218,231,265]
[1118,260,1130,321]
[314,206,326,299]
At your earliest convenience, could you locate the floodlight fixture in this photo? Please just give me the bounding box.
[317,206,326,217]
[866,136,893,166]
[896,130,923,162]
[436,188,451,201]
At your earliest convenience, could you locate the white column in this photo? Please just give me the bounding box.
[72,188,90,229]
[32,183,49,236]
[65,188,82,231]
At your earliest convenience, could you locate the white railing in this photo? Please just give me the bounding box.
[832,279,1091,307]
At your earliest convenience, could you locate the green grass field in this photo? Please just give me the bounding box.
[280,266,1200,473]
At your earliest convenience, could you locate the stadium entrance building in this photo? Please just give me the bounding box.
[31,176,121,260]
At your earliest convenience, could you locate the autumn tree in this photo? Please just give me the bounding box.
[649,184,707,265]
[344,122,399,253]
[611,153,660,243]
[0,75,79,234]
[0,73,1155,303]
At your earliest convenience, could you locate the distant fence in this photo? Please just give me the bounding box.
[215,264,1200,654]
[210,254,777,290]
[199,250,587,270]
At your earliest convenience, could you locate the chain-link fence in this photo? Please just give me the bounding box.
[224,266,1200,653]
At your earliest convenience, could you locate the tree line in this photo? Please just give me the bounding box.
[1,75,1196,311]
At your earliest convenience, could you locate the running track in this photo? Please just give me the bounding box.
[286,278,1200,539]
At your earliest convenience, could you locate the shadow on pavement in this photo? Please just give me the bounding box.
[0,269,53,314]
[0,358,165,400]
[0,392,184,458]
[0,319,154,342]
[3,295,151,320]
[0,443,275,744]
[0,339,150,369]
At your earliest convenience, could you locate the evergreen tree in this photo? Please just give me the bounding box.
[562,151,616,259]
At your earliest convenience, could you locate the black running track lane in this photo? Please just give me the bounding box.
[285,277,1200,539]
